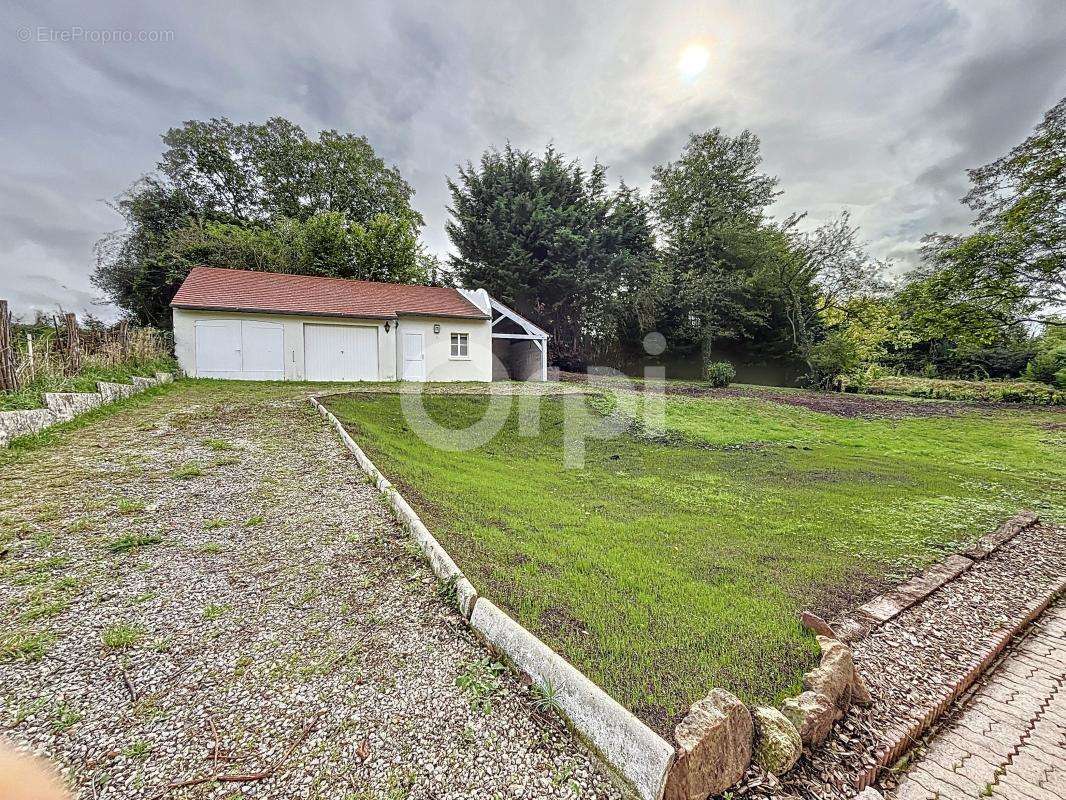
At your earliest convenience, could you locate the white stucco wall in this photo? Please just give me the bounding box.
[173,307,491,382]
[394,315,493,382]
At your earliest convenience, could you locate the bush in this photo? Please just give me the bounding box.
[805,332,861,390]
[1024,346,1066,385]
[703,360,736,388]
[859,374,1064,405]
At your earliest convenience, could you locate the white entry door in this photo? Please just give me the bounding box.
[402,331,425,381]
[194,319,284,380]
[304,324,379,382]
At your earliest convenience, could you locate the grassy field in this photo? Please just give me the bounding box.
[326,388,1066,733]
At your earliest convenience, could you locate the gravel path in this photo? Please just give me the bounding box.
[725,520,1065,799]
[0,382,622,800]
[886,599,1066,800]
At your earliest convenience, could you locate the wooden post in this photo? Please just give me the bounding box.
[0,300,18,391]
[26,331,34,379]
[118,320,129,361]
[64,312,81,373]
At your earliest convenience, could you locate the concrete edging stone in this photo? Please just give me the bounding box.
[1,374,170,448]
[471,597,676,800]
[43,391,105,422]
[309,393,676,800]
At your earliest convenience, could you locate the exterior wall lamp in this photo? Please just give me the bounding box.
[384,320,391,333]
[433,323,441,334]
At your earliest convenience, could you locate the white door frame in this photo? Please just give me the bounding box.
[194,319,242,378]
[239,320,285,381]
[402,331,425,381]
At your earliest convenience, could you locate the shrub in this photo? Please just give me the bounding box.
[805,333,861,390]
[703,360,736,388]
[1024,346,1066,385]
[859,374,1064,405]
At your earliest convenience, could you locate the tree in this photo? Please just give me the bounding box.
[446,144,659,366]
[94,118,428,325]
[919,96,1065,331]
[771,211,889,375]
[650,129,788,359]
[94,177,199,328]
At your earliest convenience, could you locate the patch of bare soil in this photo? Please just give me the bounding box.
[667,384,966,419]
[557,371,966,418]
[540,605,592,640]
[806,568,895,624]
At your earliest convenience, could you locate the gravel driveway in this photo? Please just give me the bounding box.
[0,381,622,800]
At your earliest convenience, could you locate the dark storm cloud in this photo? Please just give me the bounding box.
[1,0,1064,319]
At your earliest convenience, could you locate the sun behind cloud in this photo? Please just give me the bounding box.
[678,41,712,81]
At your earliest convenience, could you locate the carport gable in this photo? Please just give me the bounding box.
[486,295,549,381]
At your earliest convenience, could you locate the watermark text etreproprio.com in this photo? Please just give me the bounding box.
[16,26,175,44]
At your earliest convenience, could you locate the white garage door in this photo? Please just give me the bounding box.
[304,324,378,382]
[195,319,284,380]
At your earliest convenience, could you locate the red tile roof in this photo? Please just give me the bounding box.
[171,267,488,320]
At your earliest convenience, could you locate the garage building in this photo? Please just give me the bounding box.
[171,267,547,382]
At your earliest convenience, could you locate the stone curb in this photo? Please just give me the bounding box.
[43,391,105,422]
[854,573,1065,791]
[96,380,139,403]
[833,511,1040,642]
[1,374,172,447]
[471,598,676,800]
[309,394,676,800]
[307,397,478,618]
[0,408,56,446]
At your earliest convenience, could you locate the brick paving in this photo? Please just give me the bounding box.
[888,599,1066,800]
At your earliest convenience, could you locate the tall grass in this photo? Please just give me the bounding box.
[0,326,176,411]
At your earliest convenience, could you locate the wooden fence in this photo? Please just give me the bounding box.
[0,301,171,393]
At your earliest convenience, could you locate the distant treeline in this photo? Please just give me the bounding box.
[93,97,1065,389]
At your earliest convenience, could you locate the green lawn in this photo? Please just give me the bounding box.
[325,388,1065,734]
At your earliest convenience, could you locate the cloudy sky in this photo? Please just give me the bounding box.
[1,0,1064,319]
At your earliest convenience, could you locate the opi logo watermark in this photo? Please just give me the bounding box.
[16,26,175,44]
[400,333,670,469]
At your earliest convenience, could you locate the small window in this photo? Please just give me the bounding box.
[450,332,469,358]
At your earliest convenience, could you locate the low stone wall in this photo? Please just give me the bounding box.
[0,409,58,447]
[97,381,138,403]
[0,372,173,447]
[663,634,871,800]
[310,394,676,800]
[44,391,105,422]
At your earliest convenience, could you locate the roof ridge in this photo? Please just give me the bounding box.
[171,266,488,320]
